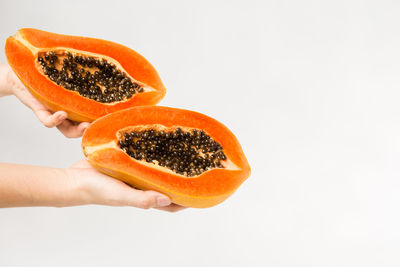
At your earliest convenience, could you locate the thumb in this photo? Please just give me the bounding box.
[71,159,92,169]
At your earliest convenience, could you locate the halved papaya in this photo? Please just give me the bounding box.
[82,106,251,208]
[5,28,166,122]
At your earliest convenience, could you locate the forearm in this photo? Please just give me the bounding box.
[0,63,13,97]
[0,163,88,208]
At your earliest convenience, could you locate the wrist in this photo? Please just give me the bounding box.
[63,168,93,207]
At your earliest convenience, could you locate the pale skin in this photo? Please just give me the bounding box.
[0,63,185,212]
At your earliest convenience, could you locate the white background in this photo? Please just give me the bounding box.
[1,0,400,266]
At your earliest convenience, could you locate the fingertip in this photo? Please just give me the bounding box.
[79,122,91,133]
[80,122,91,128]
[156,196,172,207]
[137,191,171,209]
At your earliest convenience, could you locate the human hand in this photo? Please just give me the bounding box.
[69,160,186,212]
[5,64,89,138]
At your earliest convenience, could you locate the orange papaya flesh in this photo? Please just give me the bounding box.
[81,106,251,208]
[5,28,166,122]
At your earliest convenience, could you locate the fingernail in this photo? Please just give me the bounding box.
[156,196,171,207]
[81,123,90,130]
[57,113,66,120]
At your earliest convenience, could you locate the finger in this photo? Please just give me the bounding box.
[154,203,187,212]
[56,120,90,138]
[78,122,91,133]
[33,109,67,128]
[123,190,171,209]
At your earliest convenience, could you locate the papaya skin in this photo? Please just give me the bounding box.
[5,28,166,122]
[82,106,251,208]
[87,153,234,208]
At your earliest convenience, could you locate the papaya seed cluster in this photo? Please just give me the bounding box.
[38,51,143,103]
[118,128,227,177]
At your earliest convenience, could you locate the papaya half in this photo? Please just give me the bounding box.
[5,28,166,122]
[82,106,251,208]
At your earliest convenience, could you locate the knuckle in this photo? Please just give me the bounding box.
[138,198,153,209]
